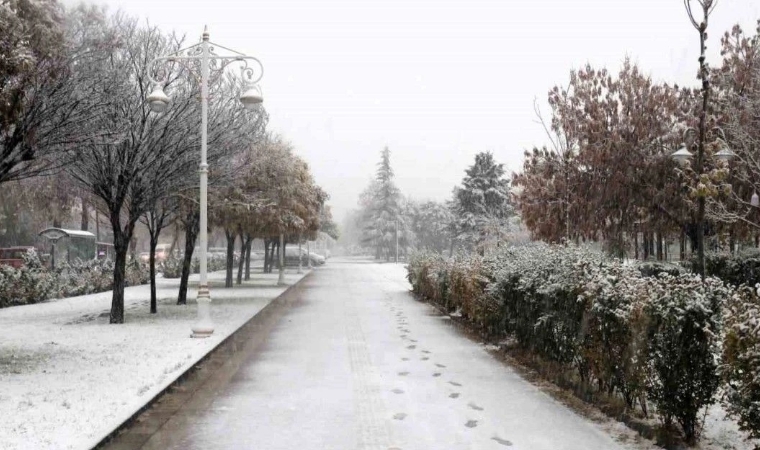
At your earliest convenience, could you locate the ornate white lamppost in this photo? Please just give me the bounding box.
[147,27,263,337]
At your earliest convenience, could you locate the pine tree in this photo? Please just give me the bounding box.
[360,147,410,260]
[452,151,513,254]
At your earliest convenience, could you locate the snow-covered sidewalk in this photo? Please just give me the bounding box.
[0,268,309,450]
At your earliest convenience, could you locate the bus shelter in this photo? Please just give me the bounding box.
[39,228,97,269]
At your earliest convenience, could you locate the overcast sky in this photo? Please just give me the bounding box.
[66,0,760,221]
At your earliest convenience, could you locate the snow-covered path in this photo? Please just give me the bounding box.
[132,259,638,450]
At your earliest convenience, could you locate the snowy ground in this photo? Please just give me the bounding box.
[0,268,308,450]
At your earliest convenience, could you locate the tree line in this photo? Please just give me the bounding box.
[0,1,335,323]
[344,147,517,259]
[514,19,760,260]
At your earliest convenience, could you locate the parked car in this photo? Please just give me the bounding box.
[0,246,35,268]
[139,244,174,263]
[283,247,325,266]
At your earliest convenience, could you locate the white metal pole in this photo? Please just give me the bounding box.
[307,240,312,269]
[192,27,214,338]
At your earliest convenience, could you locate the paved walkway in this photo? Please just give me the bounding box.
[132,259,629,450]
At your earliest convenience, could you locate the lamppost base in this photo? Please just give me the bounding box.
[191,287,214,338]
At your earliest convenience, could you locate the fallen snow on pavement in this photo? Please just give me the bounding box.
[0,269,307,450]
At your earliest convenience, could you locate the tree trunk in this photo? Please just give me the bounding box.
[149,232,159,314]
[107,205,138,324]
[278,233,285,285]
[643,233,649,260]
[225,229,235,288]
[680,229,686,261]
[178,212,199,306]
[268,239,277,273]
[244,236,252,280]
[634,232,639,260]
[111,239,128,324]
[236,232,246,285]
[656,233,664,261]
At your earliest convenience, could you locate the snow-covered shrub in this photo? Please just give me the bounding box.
[645,274,725,443]
[446,256,486,315]
[722,285,760,443]
[406,251,446,302]
[637,261,685,278]
[408,243,730,443]
[125,258,149,286]
[488,244,599,365]
[582,263,650,410]
[161,254,230,279]
[0,251,150,308]
[0,250,58,307]
[688,250,760,287]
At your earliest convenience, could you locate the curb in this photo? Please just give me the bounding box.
[92,271,314,449]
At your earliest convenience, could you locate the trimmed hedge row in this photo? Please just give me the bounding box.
[161,255,227,279]
[407,244,752,445]
[0,250,149,308]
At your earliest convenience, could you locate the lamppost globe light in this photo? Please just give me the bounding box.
[146,85,170,113]
[240,85,263,110]
[714,148,735,162]
[671,146,693,165]
[752,192,759,208]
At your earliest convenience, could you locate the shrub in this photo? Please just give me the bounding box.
[161,254,228,279]
[645,274,724,443]
[688,250,760,287]
[722,285,760,444]
[407,243,729,443]
[0,250,150,308]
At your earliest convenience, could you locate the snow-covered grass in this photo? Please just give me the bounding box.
[0,268,308,450]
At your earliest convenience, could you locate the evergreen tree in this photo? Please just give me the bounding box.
[360,147,410,260]
[452,151,513,254]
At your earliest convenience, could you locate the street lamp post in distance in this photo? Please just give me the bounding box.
[147,26,264,338]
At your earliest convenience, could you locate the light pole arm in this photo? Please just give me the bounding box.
[148,52,264,87]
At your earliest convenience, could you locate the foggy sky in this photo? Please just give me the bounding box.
[66,0,760,221]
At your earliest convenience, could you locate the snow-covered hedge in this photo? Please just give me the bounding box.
[0,250,149,307]
[685,250,760,287]
[407,243,728,444]
[161,255,227,279]
[723,285,760,443]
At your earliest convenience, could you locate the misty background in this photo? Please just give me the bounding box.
[68,0,760,221]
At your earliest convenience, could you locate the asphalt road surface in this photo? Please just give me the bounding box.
[128,258,630,450]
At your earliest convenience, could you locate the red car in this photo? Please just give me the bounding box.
[0,247,36,269]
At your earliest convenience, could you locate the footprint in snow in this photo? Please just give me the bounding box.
[449,393,460,398]
[391,388,404,394]
[407,345,417,350]
[467,403,484,411]
[449,381,462,387]
[432,373,442,377]
[393,413,407,420]
[435,363,446,368]
[492,436,513,446]
[465,420,478,428]
[398,371,410,376]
